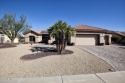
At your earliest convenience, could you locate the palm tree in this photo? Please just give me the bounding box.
[48,20,75,54]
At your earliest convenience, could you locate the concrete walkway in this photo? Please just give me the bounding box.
[0,71,125,83]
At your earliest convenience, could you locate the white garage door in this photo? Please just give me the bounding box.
[76,34,97,45]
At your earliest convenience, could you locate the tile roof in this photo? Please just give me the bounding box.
[33,30,41,34]
[73,24,114,33]
[74,24,104,30]
[23,30,49,35]
[41,30,48,34]
[23,24,115,35]
[23,30,41,35]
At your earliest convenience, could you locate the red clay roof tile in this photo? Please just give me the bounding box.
[73,24,114,33]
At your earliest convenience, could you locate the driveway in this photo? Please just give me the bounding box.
[78,45,125,71]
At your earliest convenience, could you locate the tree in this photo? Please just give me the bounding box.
[48,20,75,54]
[0,14,30,43]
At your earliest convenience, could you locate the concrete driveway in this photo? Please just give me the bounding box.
[78,45,125,71]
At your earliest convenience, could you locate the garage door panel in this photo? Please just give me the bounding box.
[76,34,97,45]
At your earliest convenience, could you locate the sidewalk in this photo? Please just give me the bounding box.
[0,71,125,83]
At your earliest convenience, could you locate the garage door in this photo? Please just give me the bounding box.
[76,34,98,45]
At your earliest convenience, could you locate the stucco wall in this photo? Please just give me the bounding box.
[36,36,42,42]
[24,31,112,45]
[100,34,112,45]
[106,34,112,44]
[100,34,105,44]
[0,34,19,43]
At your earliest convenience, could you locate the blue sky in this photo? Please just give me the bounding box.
[0,0,125,31]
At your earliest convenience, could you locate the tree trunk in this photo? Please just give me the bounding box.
[59,39,65,54]
[56,40,60,54]
[64,39,67,49]
[56,40,63,54]
[59,43,62,54]
[11,40,14,46]
[11,40,14,44]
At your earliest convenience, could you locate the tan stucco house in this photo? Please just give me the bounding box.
[24,24,114,45]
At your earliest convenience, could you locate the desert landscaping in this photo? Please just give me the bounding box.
[0,44,114,78]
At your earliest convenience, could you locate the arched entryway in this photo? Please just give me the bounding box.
[29,36,35,43]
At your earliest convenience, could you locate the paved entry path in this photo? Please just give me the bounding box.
[78,45,125,71]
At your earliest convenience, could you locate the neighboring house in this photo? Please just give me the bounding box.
[24,24,114,45]
[0,32,19,43]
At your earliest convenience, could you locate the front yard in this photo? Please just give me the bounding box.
[0,44,113,78]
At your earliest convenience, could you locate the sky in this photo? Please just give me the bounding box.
[0,0,125,31]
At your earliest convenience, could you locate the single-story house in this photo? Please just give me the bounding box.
[0,32,19,43]
[24,24,114,45]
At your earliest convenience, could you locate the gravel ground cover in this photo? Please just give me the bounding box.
[0,43,16,49]
[0,44,114,78]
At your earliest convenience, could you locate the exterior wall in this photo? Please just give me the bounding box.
[23,31,112,45]
[100,34,105,44]
[24,33,42,43]
[0,34,19,43]
[107,34,112,44]
[13,38,19,43]
[4,34,10,43]
[100,34,112,45]
[36,36,42,43]
[25,37,29,43]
